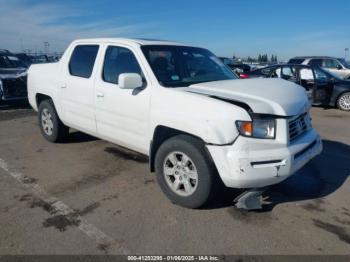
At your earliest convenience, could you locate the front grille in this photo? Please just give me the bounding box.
[2,76,27,99]
[289,112,311,142]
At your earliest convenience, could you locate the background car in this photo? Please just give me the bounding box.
[0,52,28,104]
[246,64,350,111]
[219,57,251,77]
[14,54,53,68]
[288,56,350,80]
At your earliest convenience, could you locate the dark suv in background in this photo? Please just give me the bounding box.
[288,56,350,80]
[0,51,28,105]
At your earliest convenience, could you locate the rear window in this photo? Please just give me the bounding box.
[69,45,99,78]
[288,58,305,64]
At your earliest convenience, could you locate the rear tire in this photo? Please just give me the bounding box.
[155,135,218,208]
[38,99,69,142]
[337,92,350,111]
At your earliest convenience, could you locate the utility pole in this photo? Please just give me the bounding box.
[44,42,50,55]
[20,38,23,52]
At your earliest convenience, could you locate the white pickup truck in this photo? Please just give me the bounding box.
[28,38,322,208]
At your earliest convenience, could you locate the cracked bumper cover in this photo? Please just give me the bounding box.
[206,129,322,188]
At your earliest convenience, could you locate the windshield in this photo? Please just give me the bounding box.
[141,45,237,87]
[338,58,350,69]
[0,55,26,68]
[8,56,26,68]
[0,55,17,68]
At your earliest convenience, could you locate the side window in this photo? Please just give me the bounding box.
[308,59,322,67]
[261,67,272,75]
[314,68,328,81]
[300,68,314,80]
[281,66,296,80]
[323,59,340,69]
[271,67,281,78]
[102,46,142,84]
[69,45,99,78]
[148,50,176,83]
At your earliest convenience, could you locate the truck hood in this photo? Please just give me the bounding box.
[185,78,309,116]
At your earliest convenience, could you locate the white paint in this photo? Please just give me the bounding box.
[27,38,321,190]
[185,78,309,116]
[0,158,128,254]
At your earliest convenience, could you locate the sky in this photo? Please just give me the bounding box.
[0,0,349,60]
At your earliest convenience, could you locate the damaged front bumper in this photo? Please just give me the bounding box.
[207,128,322,189]
[0,75,27,102]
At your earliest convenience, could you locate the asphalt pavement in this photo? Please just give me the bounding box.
[0,103,349,255]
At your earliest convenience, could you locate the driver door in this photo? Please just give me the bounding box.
[94,45,151,154]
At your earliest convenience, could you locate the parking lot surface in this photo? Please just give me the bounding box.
[0,103,349,255]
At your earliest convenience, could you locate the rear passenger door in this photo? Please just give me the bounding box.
[94,45,151,154]
[60,44,100,134]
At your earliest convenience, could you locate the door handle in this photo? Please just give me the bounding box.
[96,92,104,98]
[61,84,67,89]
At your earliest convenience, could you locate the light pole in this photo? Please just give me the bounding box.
[44,42,50,55]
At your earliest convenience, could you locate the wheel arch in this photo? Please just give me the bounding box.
[35,92,66,125]
[149,125,209,172]
[36,93,52,108]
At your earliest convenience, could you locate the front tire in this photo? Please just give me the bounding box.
[337,92,350,111]
[38,99,69,142]
[155,135,218,208]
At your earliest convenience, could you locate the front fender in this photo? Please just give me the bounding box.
[150,87,251,145]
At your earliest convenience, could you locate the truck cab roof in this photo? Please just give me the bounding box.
[71,38,189,47]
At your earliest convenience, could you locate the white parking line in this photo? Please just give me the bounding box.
[0,158,129,254]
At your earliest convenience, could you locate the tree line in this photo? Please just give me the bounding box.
[244,54,278,63]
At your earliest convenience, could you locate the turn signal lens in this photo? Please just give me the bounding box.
[236,119,276,139]
[236,121,253,136]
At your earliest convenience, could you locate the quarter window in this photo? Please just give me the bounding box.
[69,45,99,78]
[103,46,142,84]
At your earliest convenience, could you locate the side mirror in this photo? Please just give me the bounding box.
[337,64,343,70]
[118,73,142,89]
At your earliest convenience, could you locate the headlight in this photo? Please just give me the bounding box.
[236,119,276,139]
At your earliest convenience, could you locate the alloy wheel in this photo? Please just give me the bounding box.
[41,108,54,136]
[338,94,350,111]
[163,151,198,197]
